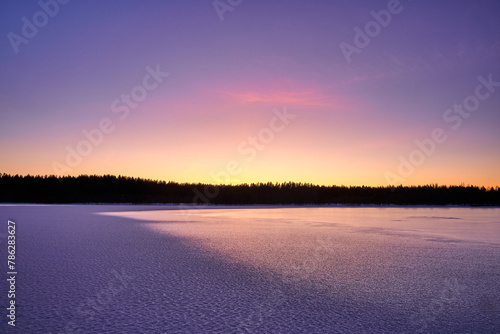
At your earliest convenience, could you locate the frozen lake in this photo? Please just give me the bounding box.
[0,205,499,333]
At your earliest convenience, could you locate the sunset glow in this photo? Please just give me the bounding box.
[1,0,499,187]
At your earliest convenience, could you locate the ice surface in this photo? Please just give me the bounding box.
[0,205,499,333]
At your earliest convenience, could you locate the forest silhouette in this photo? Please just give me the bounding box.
[1,173,499,205]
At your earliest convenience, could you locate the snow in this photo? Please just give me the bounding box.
[0,205,499,333]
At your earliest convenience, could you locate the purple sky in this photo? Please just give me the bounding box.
[1,0,499,186]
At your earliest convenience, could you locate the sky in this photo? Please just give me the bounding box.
[1,0,499,187]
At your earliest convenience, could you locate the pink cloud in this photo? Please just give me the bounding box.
[219,89,334,107]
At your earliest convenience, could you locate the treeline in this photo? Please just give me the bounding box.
[0,173,499,205]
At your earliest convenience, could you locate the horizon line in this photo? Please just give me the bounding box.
[2,172,499,190]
